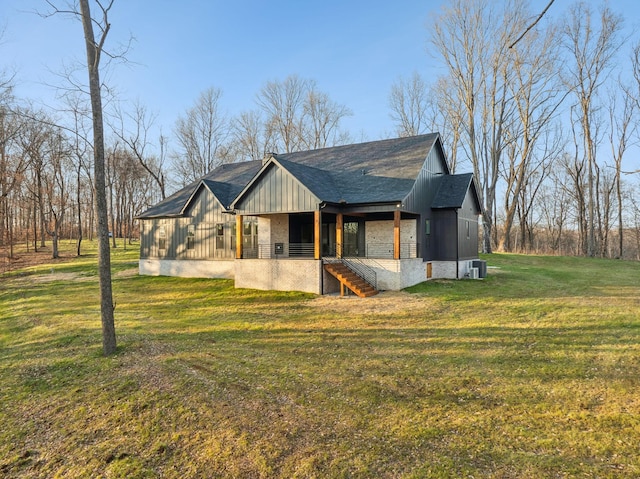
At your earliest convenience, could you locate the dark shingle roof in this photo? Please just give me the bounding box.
[431,173,474,209]
[279,133,438,177]
[273,133,440,204]
[274,157,342,202]
[137,161,263,218]
[138,134,446,218]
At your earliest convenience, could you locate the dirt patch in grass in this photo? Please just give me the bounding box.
[35,272,91,283]
[113,267,139,279]
[308,290,429,314]
[1,246,77,275]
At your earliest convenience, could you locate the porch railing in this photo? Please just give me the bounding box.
[243,242,315,259]
[365,242,419,259]
[242,242,419,260]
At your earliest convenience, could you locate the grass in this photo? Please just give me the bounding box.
[1,242,639,478]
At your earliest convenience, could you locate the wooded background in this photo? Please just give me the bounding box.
[1,0,639,262]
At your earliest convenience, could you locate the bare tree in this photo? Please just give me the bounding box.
[539,168,570,254]
[231,109,276,162]
[426,76,464,173]
[50,0,118,355]
[630,43,640,176]
[431,0,525,253]
[564,109,590,254]
[389,72,430,138]
[41,130,72,259]
[302,88,352,150]
[561,2,624,257]
[66,94,93,255]
[113,101,168,199]
[256,74,351,154]
[499,17,566,251]
[608,82,636,258]
[42,0,118,353]
[257,75,309,153]
[19,109,52,251]
[0,101,27,259]
[173,87,229,184]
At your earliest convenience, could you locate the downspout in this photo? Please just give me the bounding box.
[456,210,459,279]
[317,206,323,295]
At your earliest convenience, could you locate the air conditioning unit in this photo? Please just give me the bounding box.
[469,267,479,279]
[472,260,487,278]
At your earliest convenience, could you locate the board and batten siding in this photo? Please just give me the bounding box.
[403,144,448,213]
[430,210,457,261]
[402,144,448,260]
[235,163,320,214]
[458,190,480,260]
[140,186,238,260]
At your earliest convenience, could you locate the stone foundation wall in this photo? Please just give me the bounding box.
[138,259,235,279]
[235,259,322,294]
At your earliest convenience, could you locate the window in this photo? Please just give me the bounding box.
[187,224,195,250]
[230,222,236,251]
[343,221,360,256]
[424,219,431,248]
[216,223,224,250]
[158,226,166,251]
[466,220,470,239]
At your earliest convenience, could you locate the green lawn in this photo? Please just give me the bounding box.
[1,243,639,478]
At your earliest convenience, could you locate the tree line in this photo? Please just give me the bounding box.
[2,0,640,267]
[391,0,640,259]
[0,71,354,265]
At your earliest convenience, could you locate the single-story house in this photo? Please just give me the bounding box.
[137,133,483,296]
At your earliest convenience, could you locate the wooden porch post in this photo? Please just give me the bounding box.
[336,213,343,258]
[236,214,243,259]
[394,209,401,260]
[314,210,321,260]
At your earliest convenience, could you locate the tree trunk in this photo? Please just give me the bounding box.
[76,161,83,256]
[617,169,623,258]
[482,213,493,254]
[51,227,59,258]
[79,0,116,355]
[32,197,38,252]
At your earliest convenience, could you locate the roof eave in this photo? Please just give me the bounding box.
[179,180,228,216]
[229,158,275,210]
[135,212,187,220]
[230,156,323,210]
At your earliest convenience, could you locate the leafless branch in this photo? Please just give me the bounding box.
[41,1,132,63]
[509,0,555,49]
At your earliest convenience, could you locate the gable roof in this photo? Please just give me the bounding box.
[431,173,482,212]
[271,157,342,202]
[232,133,442,208]
[136,160,262,219]
[138,133,464,219]
[277,133,441,177]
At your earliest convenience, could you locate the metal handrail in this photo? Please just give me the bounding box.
[341,256,377,290]
[365,242,419,259]
[244,241,419,261]
[248,242,315,259]
[323,244,378,290]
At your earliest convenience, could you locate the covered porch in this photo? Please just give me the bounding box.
[233,208,428,295]
[234,209,420,261]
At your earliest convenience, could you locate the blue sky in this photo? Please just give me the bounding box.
[1,0,639,146]
[1,0,440,141]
